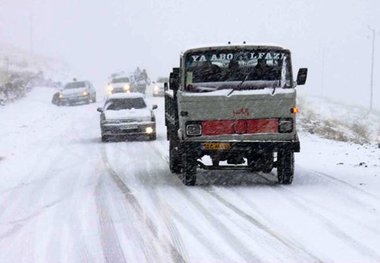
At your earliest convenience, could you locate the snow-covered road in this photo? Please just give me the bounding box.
[0,87,379,263]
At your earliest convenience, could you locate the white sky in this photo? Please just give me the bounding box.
[0,0,379,108]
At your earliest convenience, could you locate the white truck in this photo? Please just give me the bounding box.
[165,45,308,185]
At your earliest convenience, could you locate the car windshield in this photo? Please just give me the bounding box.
[184,49,291,92]
[105,98,146,110]
[111,77,130,83]
[64,81,86,89]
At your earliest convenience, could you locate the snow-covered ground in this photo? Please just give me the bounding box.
[0,87,379,262]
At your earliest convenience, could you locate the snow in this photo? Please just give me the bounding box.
[104,108,152,122]
[106,92,145,99]
[0,87,379,262]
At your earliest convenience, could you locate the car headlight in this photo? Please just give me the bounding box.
[83,90,89,96]
[124,84,130,91]
[59,93,63,99]
[186,123,202,136]
[107,85,114,92]
[154,86,159,92]
[145,127,154,134]
[278,118,293,133]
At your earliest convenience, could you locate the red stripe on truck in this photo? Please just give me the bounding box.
[202,119,278,135]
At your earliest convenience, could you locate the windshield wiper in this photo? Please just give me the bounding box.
[226,72,250,97]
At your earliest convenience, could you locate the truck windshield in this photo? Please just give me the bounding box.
[184,49,291,92]
[106,98,146,110]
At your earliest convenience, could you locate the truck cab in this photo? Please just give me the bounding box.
[165,45,307,185]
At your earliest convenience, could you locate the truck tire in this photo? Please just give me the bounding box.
[182,152,197,186]
[277,151,294,184]
[169,140,182,174]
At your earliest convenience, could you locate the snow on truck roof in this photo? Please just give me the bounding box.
[183,45,287,54]
[106,92,145,100]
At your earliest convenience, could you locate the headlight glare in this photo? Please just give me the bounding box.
[145,127,154,134]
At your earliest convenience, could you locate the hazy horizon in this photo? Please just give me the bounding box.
[1,0,379,109]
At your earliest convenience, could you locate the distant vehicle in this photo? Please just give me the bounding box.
[107,76,132,95]
[165,44,308,185]
[58,80,96,106]
[97,93,157,142]
[153,77,168,96]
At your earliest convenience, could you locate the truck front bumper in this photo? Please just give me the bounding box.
[101,121,156,136]
[182,140,300,155]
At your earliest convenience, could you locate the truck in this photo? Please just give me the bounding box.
[165,45,308,186]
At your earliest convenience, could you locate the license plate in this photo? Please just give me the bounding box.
[202,142,231,151]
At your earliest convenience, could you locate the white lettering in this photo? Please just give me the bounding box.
[210,54,218,61]
[226,53,234,60]
[192,55,199,62]
[199,55,207,62]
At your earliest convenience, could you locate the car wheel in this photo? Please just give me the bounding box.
[277,151,294,184]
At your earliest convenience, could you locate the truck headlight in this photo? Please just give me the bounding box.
[123,84,130,91]
[278,118,293,133]
[186,123,202,136]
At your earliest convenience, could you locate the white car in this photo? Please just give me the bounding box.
[106,76,132,95]
[97,93,157,141]
[58,80,96,105]
[152,77,168,96]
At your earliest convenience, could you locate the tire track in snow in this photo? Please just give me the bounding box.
[202,187,324,263]
[115,142,234,262]
[95,175,127,263]
[150,143,330,262]
[149,144,264,263]
[310,169,380,201]
[101,146,187,263]
[256,173,380,262]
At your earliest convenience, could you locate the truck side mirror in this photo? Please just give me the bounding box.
[164,82,168,91]
[97,107,103,113]
[169,67,180,91]
[296,68,308,85]
[152,105,158,110]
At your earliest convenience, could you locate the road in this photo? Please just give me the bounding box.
[0,87,379,263]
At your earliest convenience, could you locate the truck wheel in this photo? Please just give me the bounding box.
[277,151,294,184]
[182,153,197,186]
[169,140,182,174]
